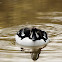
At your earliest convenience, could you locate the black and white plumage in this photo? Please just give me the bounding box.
[15,27,50,60]
[15,27,49,49]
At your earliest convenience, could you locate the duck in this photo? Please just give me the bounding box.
[15,27,49,60]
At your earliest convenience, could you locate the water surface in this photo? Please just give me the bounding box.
[0,0,62,62]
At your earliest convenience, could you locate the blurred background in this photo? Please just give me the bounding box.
[0,0,62,28]
[0,0,62,62]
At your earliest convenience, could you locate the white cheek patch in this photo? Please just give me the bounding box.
[35,32,39,38]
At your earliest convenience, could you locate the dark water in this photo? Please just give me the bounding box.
[0,0,62,62]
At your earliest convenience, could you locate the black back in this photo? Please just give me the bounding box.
[17,27,48,42]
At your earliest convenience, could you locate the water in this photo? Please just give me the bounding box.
[0,0,62,62]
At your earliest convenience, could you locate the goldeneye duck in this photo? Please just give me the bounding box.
[15,27,49,47]
[15,27,49,60]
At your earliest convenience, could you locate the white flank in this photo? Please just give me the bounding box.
[15,35,49,48]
